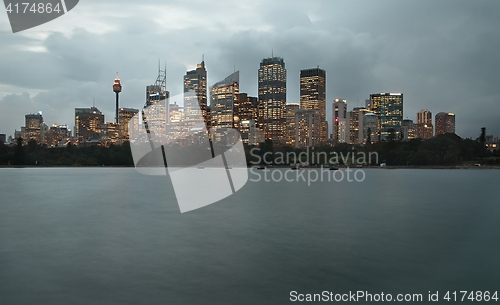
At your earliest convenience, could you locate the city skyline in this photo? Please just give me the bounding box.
[1,1,499,139]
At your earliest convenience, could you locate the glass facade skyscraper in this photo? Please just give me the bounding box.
[258,56,286,144]
[300,67,327,143]
[184,60,208,129]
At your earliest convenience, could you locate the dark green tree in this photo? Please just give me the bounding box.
[479,127,486,146]
[12,137,25,166]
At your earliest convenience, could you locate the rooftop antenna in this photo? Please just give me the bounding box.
[92,98,95,108]
[158,58,160,72]
[202,54,204,63]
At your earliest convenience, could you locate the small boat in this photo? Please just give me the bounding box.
[291,164,300,170]
[329,165,339,170]
[197,166,205,169]
[256,165,266,170]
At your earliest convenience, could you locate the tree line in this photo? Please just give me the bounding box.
[0,131,498,167]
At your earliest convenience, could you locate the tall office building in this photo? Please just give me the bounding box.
[300,67,327,143]
[258,56,286,144]
[435,112,456,135]
[235,93,258,125]
[295,109,321,148]
[284,103,300,147]
[369,93,403,140]
[145,66,170,142]
[184,60,208,129]
[332,99,349,144]
[25,112,45,144]
[416,109,433,139]
[349,107,371,144]
[210,71,239,140]
[235,93,261,145]
[118,108,139,142]
[75,107,104,141]
[364,113,378,144]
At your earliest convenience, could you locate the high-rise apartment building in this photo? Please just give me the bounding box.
[435,112,456,135]
[332,99,349,144]
[300,67,327,143]
[184,60,208,129]
[258,56,286,144]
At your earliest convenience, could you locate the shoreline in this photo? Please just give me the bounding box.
[1,165,499,169]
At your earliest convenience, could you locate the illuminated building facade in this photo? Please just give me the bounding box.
[100,122,120,147]
[332,99,349,144]
[184,60,208,129]
[210,71,239,140]
[363,113,378,144]
[295,109,321,148]
[416,109,433,139]
[285,103,300,147]
[25,112,45,144]
[235,93,258,128]
[47,124,71,147]
[258,56,286,144]
[300,67,327,143]
[349,107,371,144]
[368,93,403,141]
[144,65,170,143]
[402,119,417,140]
[75,107,104,142]
[435,112,455,135]
[118,108,139,142]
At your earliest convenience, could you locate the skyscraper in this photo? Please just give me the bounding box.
[75,107,104,141]
[284,103,300,147]
[25,112,46,144]
[300,67,327,143]
[332,99,349,144]
[349,107,371,144]
[369,93,403,140]
[118,108,139,142]
[258,56,286,144]
[295,109,321,148]
[435,112,456,135]
[416,109,433,139]
[184,60,208,129]
[210,71,239,140]
[235,93,260,145]
[145,65,170,142]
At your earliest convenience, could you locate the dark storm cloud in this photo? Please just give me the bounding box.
[0,0,499,139]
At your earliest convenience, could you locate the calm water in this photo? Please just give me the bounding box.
[0,168,499,304]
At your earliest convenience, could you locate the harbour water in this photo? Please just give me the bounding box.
[0,168,499,304]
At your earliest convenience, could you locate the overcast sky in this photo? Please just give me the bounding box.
[1,0,499,139]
